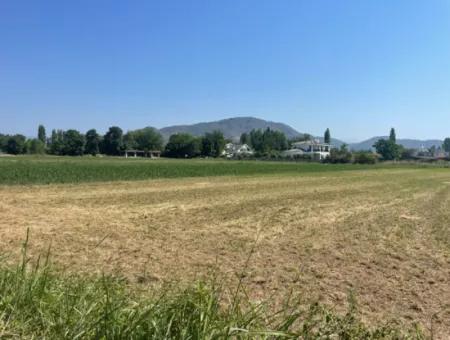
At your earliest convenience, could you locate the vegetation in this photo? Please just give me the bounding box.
[325,144,353,164]
[0,244,422,339]
[443,137,450,153]
[85,129,101,156]
[38,125,46,144]
[373,139,402,161]
[242,128,288,155]
[0,156,417,185]
[124,127,164,152]
[200,130,226,157]
[353,151,378,164]
[164,133,201,158]
[101,126,124,156]
[5,134,27,155]
[389,127,396,143]
[324,128,331,144]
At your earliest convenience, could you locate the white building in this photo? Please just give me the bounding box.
[283,140,331,160]
[222,143,254,158]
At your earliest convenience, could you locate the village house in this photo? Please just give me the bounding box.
[283,140,331,160]
[222,143,254,158]
[124,150,161,158]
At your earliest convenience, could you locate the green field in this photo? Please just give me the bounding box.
[0,155,440,185]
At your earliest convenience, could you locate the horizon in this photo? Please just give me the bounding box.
[1,1,450,141]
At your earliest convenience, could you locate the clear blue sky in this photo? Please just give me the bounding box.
[1,0,450,142]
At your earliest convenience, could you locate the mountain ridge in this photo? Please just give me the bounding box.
[157,116,443,149]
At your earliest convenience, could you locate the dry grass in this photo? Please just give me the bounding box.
[1,168,450,338]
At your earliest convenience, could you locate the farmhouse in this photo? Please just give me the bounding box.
[222,143,254,158]
[283,140,331,160]
[124,150,161,158]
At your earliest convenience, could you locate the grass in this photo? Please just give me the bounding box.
[0,155,438,185]
[0,236,424,339]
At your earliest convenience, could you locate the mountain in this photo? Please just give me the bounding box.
[350,137,443,151]
[159,117,303,141]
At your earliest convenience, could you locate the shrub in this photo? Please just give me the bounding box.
[354,152,378,164]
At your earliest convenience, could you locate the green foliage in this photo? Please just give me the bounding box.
[0,157,401,185]
[239,132,251,145]
[0,134,9,152]
[164,133,201,158]
[38,125,46,144]
[26,139,46,155]
[389,128,396,143]
[400,148,416,160]
[62,130,85,156]
[49,130,65,155]
[373,139,401,160]
[443,138,450,153]
[0,245,424,339]
[324,128,331,144]
[353,151,378,164]
[201,130,225,157]
[248,128,288,154]
[6,135,27,155]
[325,144,353,164]
[125,127,163,152]
[85,129,101,156]
[102,126,124,155]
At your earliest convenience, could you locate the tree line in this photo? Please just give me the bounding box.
[3,125,448,162]
[0,124,327,158]
[0,125,227,158]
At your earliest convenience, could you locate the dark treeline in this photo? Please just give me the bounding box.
[2,125,448,163]
[0,125,226,158]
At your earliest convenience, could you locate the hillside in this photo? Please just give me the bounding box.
[350,137,443,151]
[159,117,302,141]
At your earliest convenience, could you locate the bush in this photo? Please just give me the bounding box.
[354,152,378,164]
[325,145,352,164]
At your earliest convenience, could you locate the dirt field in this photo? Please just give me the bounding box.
[1,168,450,337]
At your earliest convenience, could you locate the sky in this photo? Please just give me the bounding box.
[1,0,450,142]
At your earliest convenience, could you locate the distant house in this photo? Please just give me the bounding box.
[283,140,331,160]
[222,143,254,158]
[124,150,161,159]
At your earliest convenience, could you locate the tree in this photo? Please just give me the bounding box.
[49,129,64,155]
[62,130,85,156]
[131,127,163,151]
[164,133,201,158]
[389,128,396,143]
[324,128,331,144]
[0,134,8,152]
[201,130,225,157]
[247,128,288,154]
[443,138,450,153]
[373,139,401,160]
[85,129,101,156]
[26,139,46,154]
[6,135,26,155]
[102,126,123,155]
[38,125,46,144]
[325,144,352,163]
[240,132,250,145]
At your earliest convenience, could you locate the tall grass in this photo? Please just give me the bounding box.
[0,236,424,339]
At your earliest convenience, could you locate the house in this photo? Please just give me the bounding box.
[283,140,331,160]
[222,143,254,158]
[124,150,161,158]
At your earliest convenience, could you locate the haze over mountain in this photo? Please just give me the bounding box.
[159,117,302,141]
[350,137,443,151]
